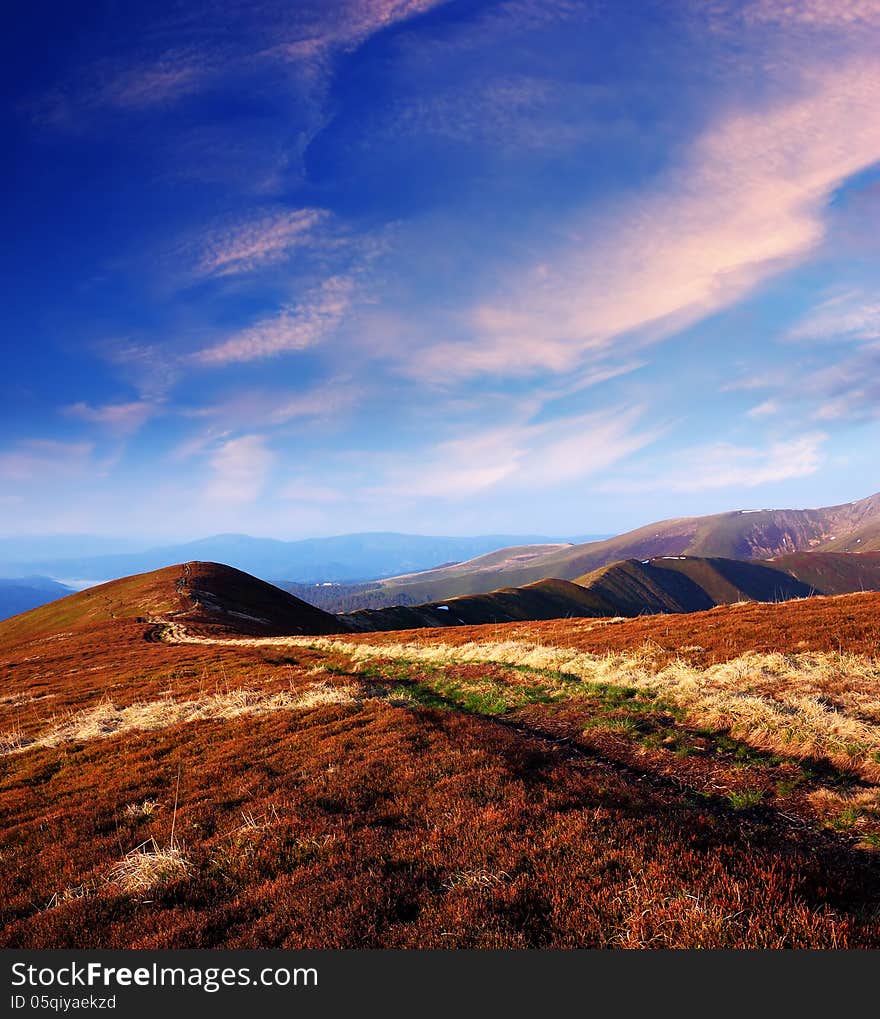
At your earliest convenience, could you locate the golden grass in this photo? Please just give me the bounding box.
[442,869,510,891]
[107,839,191,894]
[0,682,356,755]
[122,799,160,820]
[154,624,880,780]
[297,637,880,781]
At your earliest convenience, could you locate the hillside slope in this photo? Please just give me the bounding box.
[772,551,880,593]
[341,556,819,632]
[348,492,880,607]
[5,591,880,947]
[0,562,342,645]
[342,578,616,631]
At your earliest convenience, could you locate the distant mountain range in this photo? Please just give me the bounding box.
[2,491,880,625]
[0,532,606,588]
[323,492,880,609]
[0,577,75,621]
[5,552,880,643]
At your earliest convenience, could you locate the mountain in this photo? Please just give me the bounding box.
[341,555,819,631]
[0,532,594,585]
[342,578,614,631]
[771,551,880,594]
[342,492,880,608]
[0,577,74,621]
[0,562,341,645]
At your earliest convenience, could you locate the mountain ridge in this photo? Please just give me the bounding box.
[340,492,880,608]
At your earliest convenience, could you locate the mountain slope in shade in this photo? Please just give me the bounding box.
[0,562,342,646]
[574,557,815,615]
[355,492,880,608]
[0,577,74,621]
[341,556,819,632]
[342,578,615,631]
[771,551,880,593]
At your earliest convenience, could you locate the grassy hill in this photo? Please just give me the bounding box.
[0,562,342,646]
[4,573,880,947]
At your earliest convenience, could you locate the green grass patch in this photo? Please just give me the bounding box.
[726,789,765,810]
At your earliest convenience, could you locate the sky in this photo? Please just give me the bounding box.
[2,0,880,541]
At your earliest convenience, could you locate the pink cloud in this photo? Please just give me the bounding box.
[402,60,880,381]
[194,208,329,277]
[63,400,156,434]
[192,276,354,366]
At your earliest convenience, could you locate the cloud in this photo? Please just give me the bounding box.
[375,405,660,500]
[105,342,182,402]
[0,440,95,483]
[204,435,274,504]
[605,433,827,493]
[63,400,156,434]
[380,74,610,153]
[192,276,354,365]
[787,291,880,344]
[98,55,211,110]
[30,1,450,133]
[743,0,880,27]
[732,292,880,423]
[403,60,880,380]
[30,51,215,129]
[178,378,361,429]
[265,0,449,67]
[192,208,329,277]
[746,399,781,420]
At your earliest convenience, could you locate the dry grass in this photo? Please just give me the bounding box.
[288,637,880,780]
[106,839,191,894]
[122,799,160,820]
[152,623,880,778]
[442,869,510,892]
[8,596,880,948]
[0,682,356,755]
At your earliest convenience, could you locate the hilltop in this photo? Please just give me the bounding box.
[0,562,341,646]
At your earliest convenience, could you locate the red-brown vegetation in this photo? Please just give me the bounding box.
[3,575,880,948]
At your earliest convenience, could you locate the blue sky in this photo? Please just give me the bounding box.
[2,0,880,540]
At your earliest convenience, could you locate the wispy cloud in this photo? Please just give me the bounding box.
[178,378,361,429]
[403,61,880,380]
[104,342,182,403]
[30,50,215,129]
[192,208,329,277]
[0,440,95,483]
[743,0,880,27]
[63,400,156,435]
[374,406,660,500]
[191,276,354,365]
[604,433,827,494]
[204,435,274,504]
[787,291,880,344]
[30,1,450,133]
[380,75,610,153]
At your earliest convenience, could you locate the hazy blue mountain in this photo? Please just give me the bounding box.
[0,532,609,585]
[0,577,75,621]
